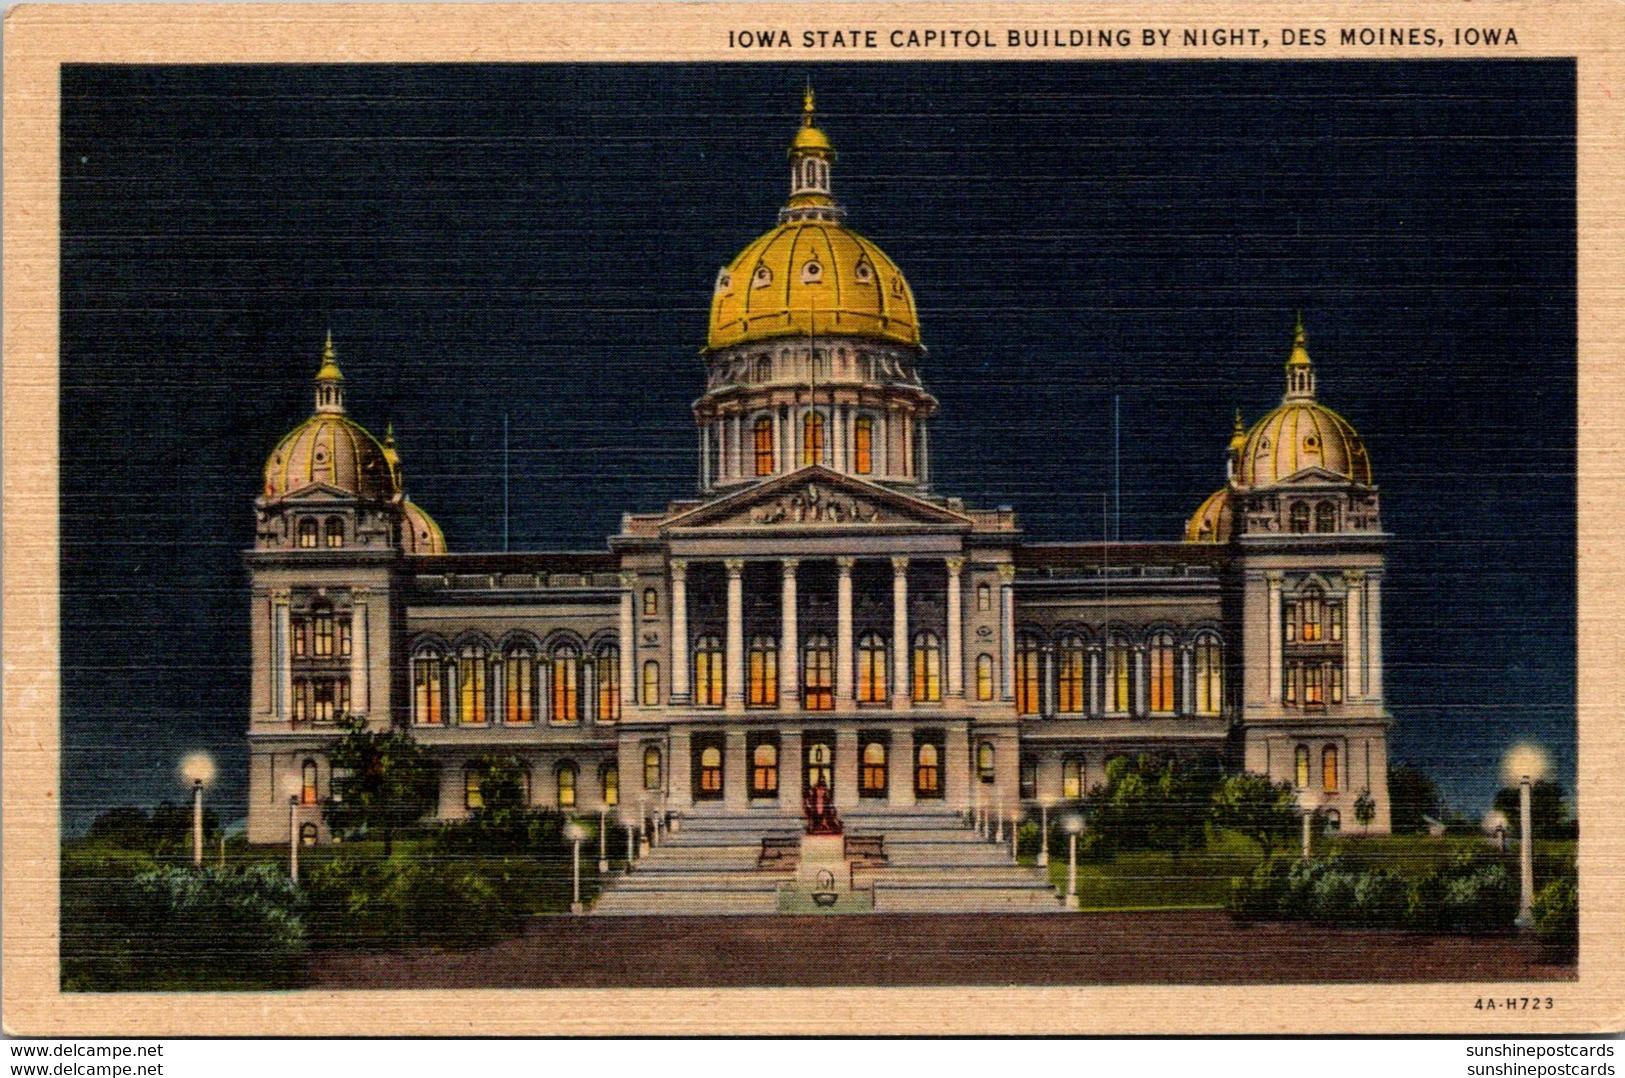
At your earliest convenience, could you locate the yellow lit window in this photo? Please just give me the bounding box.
[1301,593,1324,642]
[642,588,658,616]
[1107,637,1131,713]
[854,415,873,474]
[504,650,534,723]
[1329,601,1344,643]
[551,645,580,723]
[801,410,825,466]
[314,612,334,657]
[458,646,488,724]
[1304,664,1324,705]
[1149,632,1176,714]
[1322,746,1339,792]
[601,764,619,807]
[413,652,443,724]
[754,417,774,476]
[748,635,779,707]
[693,635,724,707]
[915,743,940,797]
[556,764,577,808]
[857,633,888,703]
[1057,636,1086,713]
[802,635,834,710]
[596,648,620,721]
[1195,635,1223,715]
[643,746,662,791]
[297,519,318,548]
[698,746,723,796]
[975,654,994,701]
[301,759,318,805]
[641,661,659,707]
[1062,757,1083,799]
[1295,745,1310,789]
[752,742,778,797]
[324,518,344,548]
[861,741,888,796]
[976,741,995,783]
[1014,635,1040,715]
[465,768,483,810]
[912,632,942,703]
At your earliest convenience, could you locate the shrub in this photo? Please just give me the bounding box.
[306,851,525,951]
[1532,875,1577,956]
[1227,856,1414,930]
[1409,852,1518,935]
[1351,868,1412,929]
[1015,819,1041,860]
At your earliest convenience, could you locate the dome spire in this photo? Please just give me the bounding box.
[782,88,840,223]
[314,330,345,415]
[1283,312,1316,401]
[1227,407,1247,484]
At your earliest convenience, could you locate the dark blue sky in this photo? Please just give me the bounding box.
[60,61,1575,834]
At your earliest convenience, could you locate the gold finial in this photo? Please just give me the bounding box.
[384,421,396,448]
[803,84,816,126]
[1233,407,1244,434]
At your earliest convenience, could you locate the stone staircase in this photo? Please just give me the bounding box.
[592,808,1063,915]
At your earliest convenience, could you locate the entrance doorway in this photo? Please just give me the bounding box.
[804,734,834,799]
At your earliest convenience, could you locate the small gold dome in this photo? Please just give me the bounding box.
[401,497,446,554]
[263,413,398,502]
[708,221,920,350]
[1185,488,1234,543]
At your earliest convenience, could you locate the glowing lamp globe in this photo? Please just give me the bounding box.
[564,822,587,843]
[1062,814,1084,835]
[1501,743,1550,786]
[1482,810,1509,836]
[180,751,217,787]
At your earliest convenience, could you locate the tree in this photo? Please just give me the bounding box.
[1353,789,1377,832]
[1492,779,1571,841]
[322,717,439,855]
[1210,772,1299,859]
[1387,763,1442,835]
[1080,753,1218,857]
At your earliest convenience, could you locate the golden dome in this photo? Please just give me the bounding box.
[707,220,920,350]
[1185,488,1234,543]
[1236,318,1372,488]
[401,497,446,554]
[263,413,398,502]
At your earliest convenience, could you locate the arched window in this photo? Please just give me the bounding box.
[595,644,620,721]
[643,746,662,791]
[1056,634,1087,713]
[1295,745,1310,789]
[698,746,723,797]
[976,583,991,612]
[1014,634,1041,715]
[857,632,888,703]
[1062,757,1084,800]
[641,660,660,706]
[1107,633,1132,714]
[297,518,318,548]
[801,410,826,466]
[976,741,996,784]
[1019,756,1038,799]
[1322,745,1339,792]
[458,642,489,724]
[1290,502,1311,534]
[912,632,943,703]
[803,634,834,710]
[323,517,345,548]
[300,759,318,805]
[412,645,444,725]
[748,634,779,708]
[915,742,941,798]
[1194,633,1223,715]
[1300,588,1324,642]
[642,588,658,616]
[600,763,619,807]
[861,741,888,797]
[752,742,779,798]
[975,654,994,701]
[550,643,581,724]
[754,416,774,476]
[1315,501,1338,533]
[693,634,724,707]
[299,822,318,847]
[556,762,578,808]
[503,643,535,724]
[853,414,874,474]
[1148,631,1177,714]
[465,767,484,810]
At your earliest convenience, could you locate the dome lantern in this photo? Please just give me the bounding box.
[781,87,841,224]
[1284,311,1316,402]
[314,330,346,415]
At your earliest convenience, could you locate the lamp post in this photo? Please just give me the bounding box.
[597,806,610,874]
[565,820,586,915]
[625,820,637,870]
[180,752,216,869]
[287,796,301,882]
[1037,798,1052,869]
[1062,814,1083,910]
[1502,743,1549,931]
[1296,787,1318,862]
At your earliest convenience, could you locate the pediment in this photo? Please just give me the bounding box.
[1268,466,1357,487]
[263,483,363,506]
[662,467,972,532]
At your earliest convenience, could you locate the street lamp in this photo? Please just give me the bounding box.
[597,806,610,873]
[1502,743,1550,930]
[1061,814,1083,910]
[1483,810,1510,854]
[1009,809,1019,863]
[624,815,637,870]
[278,771,305,881]
[565,820,587,915]
[1036,796,1053,869]
[180,752,216,868]
[1296,788,1318,861]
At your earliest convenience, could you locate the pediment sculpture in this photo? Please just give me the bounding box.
[748,482,880,525]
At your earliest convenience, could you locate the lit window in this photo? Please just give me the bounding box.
[861,741,888,797]
[643,746,662,791]
[550,643,580,723]
[1062,757,1084,799]
[976,583,991,612]
[1301,591,1324,642]
[1295,745,1310,789]
[412,647,444,724]
[754,417,774,476]
[752,742,779,798]
[1284,602,1298,643]
[1285,661,1298,704]
[1014,634,1041,715]
[693,634,724,707]
[697,746,723,798]
[975,654,994,701]
[912,632,943,703]
[292,679,310,724]
[299,822,318,846]
[915,742,941,798]
[1322,746,1339,792]
[976,741,996,784]
[1329,601,1344,643]
[556,762,577,808]
[465,767,483,810]
[301,759,318,805]
[1304,663,1324,706]
[458,643,489,724]
[324,517,344,548]
[297,519,318,548]
[642,588,658,616]
[1148,632,1176,714]
[595,645,620,721]
[1056,635,1086,713]
[313,609,334,657]
[1330,663,1344,704]
[601,764,619,807]
[1315,502,1338,533]
[1107,634,1132,714]
[748,635,779,708]
[311,677,348,722]
[641,661,659,707]
[854,415,874,474]
[802,634,834,710]
[1195,634,1223,716]
[857,633,888,703]
[1290,503,1311,534]
[504,645,535,724]
[801,410,825,466]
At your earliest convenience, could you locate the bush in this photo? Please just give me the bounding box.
[1015,819,1042,860]
[1409,852,1518,935]
[1532,875,1578,956]
[305,853,521,951]
[1227,856,1419,931]
[1351,868,1412,929]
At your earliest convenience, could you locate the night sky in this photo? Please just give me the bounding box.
[59,61,1576,835]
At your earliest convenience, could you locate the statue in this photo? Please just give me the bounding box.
[802,775,843,835]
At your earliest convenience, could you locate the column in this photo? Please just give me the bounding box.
[725,559,746,713]
[699,425,710,489]
[892,556,911,709]
[772,408,784,474]
[836,557,855,710]
[945,724,971,812]
[779,559,800,709]
[1266,571,1284,704]
[998,565,1016,701]
[1366,572,1384,700]
[1039,644,1054,718]
[724,729,748,810]
[619,572,638,711]
[348,593,369,718]
[945,557,965,698]
[669,560,690,705]
[834,405,848,474]
[581,662,597,725]
[1133,645,1147,717]
[669,729,692,809]
[1345,570,1365,699]
[1181,643,1194,716]
[780,730,803,812]
[835,727,860,807]
[1088,645,1102,716]
[730,413,743,481]
[273,592,291,723]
